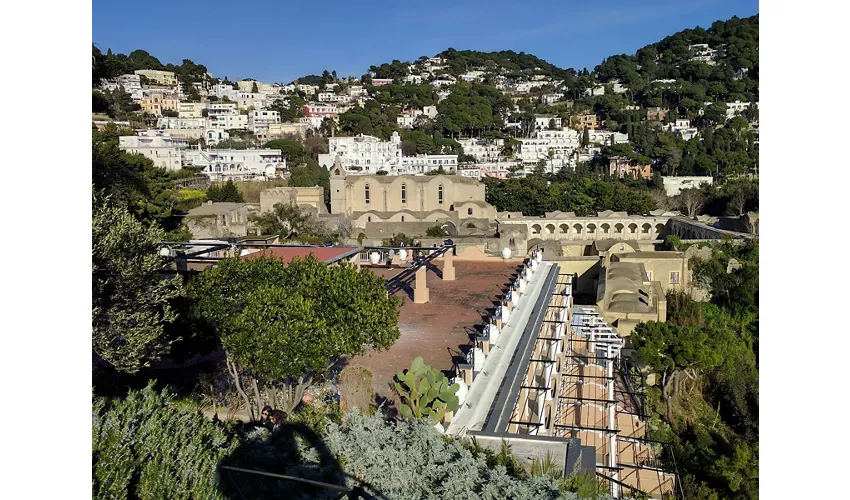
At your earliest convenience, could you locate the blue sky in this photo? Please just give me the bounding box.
[92,0,758,83]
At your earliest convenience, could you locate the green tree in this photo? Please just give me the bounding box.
[92,382,238,499]
[92,197,183,373]
[251,81,259,93]
[206,179,244,203]
[249,203,327,239]
[187,256,402,416]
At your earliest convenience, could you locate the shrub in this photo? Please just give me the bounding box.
[92,382,238,499]
[426,225,448,237]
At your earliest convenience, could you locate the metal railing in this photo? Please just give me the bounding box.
[221,466,377,500]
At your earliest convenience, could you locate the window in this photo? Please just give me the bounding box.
[365,184,370,204]
[468,208,473,216]
[670,271,680,284]
[646,271,653,281]
[367,216,371,222]
[401,183,407,204]
[438,184,443,204]
[401,216,405,222]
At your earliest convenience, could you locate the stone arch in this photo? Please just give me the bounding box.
[572,223,583,235]
[655,223,665,235]
[642,223,652,234]
[629,223,638,234]
[559,224,569,234]
[531,224,542,235]
[601,223,610,234]
[614,223,624,234]
[545,224,556,234]
[587,223,596,234]
[441,220,458,236]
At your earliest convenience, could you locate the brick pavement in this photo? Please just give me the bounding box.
[345,261,521,410]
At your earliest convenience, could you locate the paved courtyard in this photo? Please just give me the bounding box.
[345,260,521,410]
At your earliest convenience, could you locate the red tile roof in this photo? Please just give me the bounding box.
[241,246,361,265]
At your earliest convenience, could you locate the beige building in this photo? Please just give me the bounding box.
[611,252,690,294]
[646,107,669,122]
[572,112,599,130]
[595,261,667,337]
[178,102,208,118]
[260,186,327,215]
[329,158,496,229]
[268,122,310,138]
[135,69,177,87]
[186,202,249,239]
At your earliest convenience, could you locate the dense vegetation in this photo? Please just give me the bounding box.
[632,240,759,499]
[485,170,659,216]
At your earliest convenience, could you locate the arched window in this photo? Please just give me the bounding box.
[468,208,473,216]
[367,216,371,222]
[401,183,407,204]
[401,215,405,222]
[365,184,370,204]
[438,184,444,204]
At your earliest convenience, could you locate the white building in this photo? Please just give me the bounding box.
[182,148,286,180]
[203,129,230,145]
[249,109,281,125]
[211,84,239,101]
[208,114,248,130]
[157,117,206,130]
[663,119,699,141]
[457,138,506,163]
[540,93,564,105]
[119,132,185,171]
[534,115,562,131]
[300,116,325,129]
[662,176,714,197]
[423,105,438,119]
[318,132,402,173]
[726,101,755,120]
[584,129,629,146]
[609,80,628,94]
[460,71,485,82]
[431,76,456,87]
[398,154,459,175]
[207,103,239,117]
[582,85,606,97]
[517,129,581,164]
[318,92,346,103]
[297,84,319,95]
[402,74,424,84]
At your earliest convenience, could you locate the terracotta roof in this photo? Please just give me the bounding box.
[242,246,361,265]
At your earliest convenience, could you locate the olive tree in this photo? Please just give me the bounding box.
[92,197,183,373]
[188,255,401,417]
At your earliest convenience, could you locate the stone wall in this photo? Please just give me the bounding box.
[259,186,327,215]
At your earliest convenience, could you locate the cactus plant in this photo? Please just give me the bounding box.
[392,356,460,423]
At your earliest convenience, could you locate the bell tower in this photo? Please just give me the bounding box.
[329,155,347,215]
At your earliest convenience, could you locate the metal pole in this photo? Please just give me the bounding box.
[607,343,618,498]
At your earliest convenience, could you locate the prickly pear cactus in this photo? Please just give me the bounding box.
[393,356,460,423]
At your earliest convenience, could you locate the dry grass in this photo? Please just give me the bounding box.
[231,179,288,203]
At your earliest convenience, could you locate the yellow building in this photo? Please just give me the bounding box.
[134,69,177,87]
[140,93,180,116]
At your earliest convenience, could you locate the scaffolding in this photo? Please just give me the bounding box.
[502,270,676,499]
